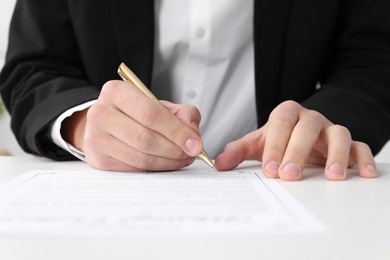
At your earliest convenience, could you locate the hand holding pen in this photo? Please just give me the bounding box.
[62,63,213,171]
[117,63,214,168]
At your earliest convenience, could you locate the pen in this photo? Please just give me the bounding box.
[117,62,215,168]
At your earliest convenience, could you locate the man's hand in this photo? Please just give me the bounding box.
[62,80,203,171]
[215,100,378,181]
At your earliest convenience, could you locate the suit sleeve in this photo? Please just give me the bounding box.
[0,0,100,160]
[302,0,390,155]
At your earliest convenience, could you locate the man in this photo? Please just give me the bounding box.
[1,0,390,180]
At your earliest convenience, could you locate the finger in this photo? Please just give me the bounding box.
[87,102,188,160]
[278,110,325,181]
[87,150,195,172]
[215,130,265,171]
[160,101,201,135]
[84,127,195,171]
[350,141,378,178]
[261,101,300,178]
[323,125,352,180]
[102,81,203,157]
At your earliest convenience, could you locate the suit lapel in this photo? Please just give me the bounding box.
[109,0,155,85]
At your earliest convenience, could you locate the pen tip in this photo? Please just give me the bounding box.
[198,150,214,168]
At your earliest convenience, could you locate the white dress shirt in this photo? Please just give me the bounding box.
[52,0,257,159]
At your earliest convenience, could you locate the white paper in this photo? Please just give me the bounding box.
[0,167,325,237]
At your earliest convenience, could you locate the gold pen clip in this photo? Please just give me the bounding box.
[118,63,159,102]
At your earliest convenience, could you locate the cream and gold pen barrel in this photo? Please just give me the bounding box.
[117,62,214,168]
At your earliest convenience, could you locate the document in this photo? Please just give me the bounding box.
[0,166,325,237]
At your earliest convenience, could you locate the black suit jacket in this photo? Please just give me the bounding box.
[1,0,390,160]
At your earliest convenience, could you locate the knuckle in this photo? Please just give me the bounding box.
[304,109,325,122]
[269,101,301,126]
[86,103,110,128]
[279,100,301,111]
[86,104,102,122]
[136,105,159,126]
[268,114,286,126]
[331,124,352,139]
[268,108,282,121]
[100,80,118,98]
[267,114,291,132]
[353,140,368,148]
[133,131,155,152]
[353,141,372,153]
[101,80,130,108]
[299,110,324,132]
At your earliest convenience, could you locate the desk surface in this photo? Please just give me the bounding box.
[0,156,389,260]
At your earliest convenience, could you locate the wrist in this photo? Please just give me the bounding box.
[61,108,88,152]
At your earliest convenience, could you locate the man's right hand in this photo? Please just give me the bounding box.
[61,80,204,171]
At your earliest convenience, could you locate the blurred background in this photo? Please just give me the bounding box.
[0,0,25,156]
[0,0,388,161]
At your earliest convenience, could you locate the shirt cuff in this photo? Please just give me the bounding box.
[50,100,97,161]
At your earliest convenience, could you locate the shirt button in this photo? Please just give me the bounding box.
[186,90,197,99]
[196,28,206,39]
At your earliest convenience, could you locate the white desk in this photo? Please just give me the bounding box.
[0,156,389,260]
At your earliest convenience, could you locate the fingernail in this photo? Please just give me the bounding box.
[185,138,200,156]
[282,162,300,177]
[364,163,377,177]
[365,163,376,173]
[328,162,345,176]
[264,161,279,176]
